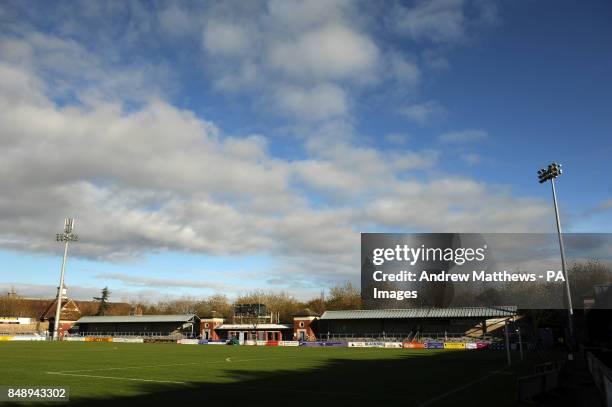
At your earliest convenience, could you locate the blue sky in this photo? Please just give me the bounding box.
[0,0,610,302]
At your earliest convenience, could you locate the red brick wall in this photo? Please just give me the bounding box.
[200,318,223,340]
[293,317,316,341]
[58,322,74,338]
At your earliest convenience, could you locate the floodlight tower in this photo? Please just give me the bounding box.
[537,163,574,340]
[53,218,78,340]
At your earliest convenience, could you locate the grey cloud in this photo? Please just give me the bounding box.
[0,65,554,287]
[0,10,558,291]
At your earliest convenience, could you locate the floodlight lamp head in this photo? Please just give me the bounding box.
[64,218,74,233]
[538,168,548,183]
[538,162,563,183]
[549,162,562,179]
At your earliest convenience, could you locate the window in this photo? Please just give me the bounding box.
[299,321,305,328]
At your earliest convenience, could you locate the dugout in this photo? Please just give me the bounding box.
[214,323,293,342]
[71,314,200,337]
[316,307,517,340]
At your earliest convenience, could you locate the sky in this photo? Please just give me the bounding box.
[0,0,610,303]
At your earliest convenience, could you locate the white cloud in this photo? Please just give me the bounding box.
[293,147,438,199]
[267,24,379,81]
[0,8,558,291]
[0,63,551,271]
[90,1,491,126]
[294,160,363,196]
[400,100,445,124]
[195,4,383,122]
[0,31,171,104]
[364,179,550,233]
[276,84,348,120]
[0,1,498,129]
[297,139,438,200]
[439,129,488,143]
[0,63,48,106]
[202,21,252,56]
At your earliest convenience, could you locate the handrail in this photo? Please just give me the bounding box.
[586,351,612,406]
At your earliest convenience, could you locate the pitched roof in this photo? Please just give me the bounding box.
[40,298,81,321]
[74,314,197,324]
[320,307,517,320]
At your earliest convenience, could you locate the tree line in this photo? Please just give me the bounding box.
[130,281,361,323]
[0,282,361,323]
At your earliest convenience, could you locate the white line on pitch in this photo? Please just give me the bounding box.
[51,361,200,373]
[46,371,188,385]
[47,356,301,374]
[414,368,509,407]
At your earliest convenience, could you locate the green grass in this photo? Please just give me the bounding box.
[1,342,532,406]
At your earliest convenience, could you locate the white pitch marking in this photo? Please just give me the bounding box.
[414,368,509,407]
[46,371,188,385]
[44,356,305,387]
[52,361,200,373]
[47,356,301,375]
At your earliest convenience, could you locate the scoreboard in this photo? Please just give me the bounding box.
[234,303,268,317]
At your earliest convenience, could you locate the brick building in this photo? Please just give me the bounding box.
[293,308,319,341]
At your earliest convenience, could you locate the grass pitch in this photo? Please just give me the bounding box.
[2,342,529,406]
